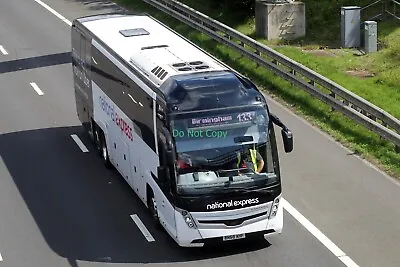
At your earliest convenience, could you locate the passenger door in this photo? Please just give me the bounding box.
[153,129,177,238]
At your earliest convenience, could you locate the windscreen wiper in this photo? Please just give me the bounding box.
[223,185,257,191]
[223,183,278,193]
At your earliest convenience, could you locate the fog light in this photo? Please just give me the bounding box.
[177,208,197,229]
[269,196,281,219]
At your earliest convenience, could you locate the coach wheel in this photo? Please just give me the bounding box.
[94,127,102,155]
[148,195,161,228]
[100,133,112,168]
[89,120,95,141]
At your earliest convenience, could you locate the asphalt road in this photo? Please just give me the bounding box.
[0,1,399,267]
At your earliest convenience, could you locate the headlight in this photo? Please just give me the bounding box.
[178,208,197,229]
[269,197,280,218]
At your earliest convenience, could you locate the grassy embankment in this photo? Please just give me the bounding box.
[116,0,400,178]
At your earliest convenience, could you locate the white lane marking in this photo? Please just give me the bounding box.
[0,252,3,261]
[282,198,359,267]
[33,0,72,26]
[130,214,155,242]
[0,45,8,55]
[339,256,359,267]
[70,134,89,153]
[29,82,44,96]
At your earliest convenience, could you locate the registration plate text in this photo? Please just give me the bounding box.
[222,233,246,241]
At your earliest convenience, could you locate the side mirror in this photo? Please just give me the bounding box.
[156,110,165,121]
[281,129,293,153]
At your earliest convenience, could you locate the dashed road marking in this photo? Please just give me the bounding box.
[130,214,155,242]
[71,134,89,153]
[0,45,8,55]
[0,252,3,261]
[30,82,44,96]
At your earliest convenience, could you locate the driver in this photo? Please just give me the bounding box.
[236,144,264,174]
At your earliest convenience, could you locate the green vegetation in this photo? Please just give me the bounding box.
[115,0,400,178]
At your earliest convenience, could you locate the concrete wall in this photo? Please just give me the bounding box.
[255,1,306,40]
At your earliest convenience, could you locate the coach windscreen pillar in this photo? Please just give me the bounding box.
[341,6,361,48]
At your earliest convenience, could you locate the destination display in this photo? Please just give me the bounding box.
[173,111,258,140]
[189,111,256,128]
[171,110,267,143]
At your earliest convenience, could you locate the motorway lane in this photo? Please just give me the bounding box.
[42,0,127,19]
[0,0,396,266]
[0,65,79,133]
[0,72,49,133]
[0,127,152,267]
[271,96,400,267]
[0,0,79,126]
[0,1,348,267]
[0,127,345,267]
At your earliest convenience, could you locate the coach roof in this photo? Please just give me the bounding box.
[79,14,228,88]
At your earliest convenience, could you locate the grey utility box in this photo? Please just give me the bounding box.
[364,21,377,53]
[341,6,361,48]
[255,0,305,40]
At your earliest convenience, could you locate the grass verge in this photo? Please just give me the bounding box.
[115,0,400,178]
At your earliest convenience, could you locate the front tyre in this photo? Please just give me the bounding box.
[148,195,162,229]
[99,132,112,169]
[93,126,102,155]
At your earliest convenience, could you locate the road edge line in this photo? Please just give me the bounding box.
[282,198,359,267]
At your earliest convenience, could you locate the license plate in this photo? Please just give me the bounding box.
[222,233,246,241]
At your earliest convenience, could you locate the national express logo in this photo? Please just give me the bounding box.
[206,198,259,210]
[99,95,133,141]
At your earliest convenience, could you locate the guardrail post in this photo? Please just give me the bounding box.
[381,123,387,141]
[329,92,336,111]
[255,51,261,67]
[272,59,279,76]
[396,142,400,153]
[290,69,296,86]
[368,114,376,121]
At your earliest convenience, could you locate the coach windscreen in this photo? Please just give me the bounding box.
[170,106,279,195]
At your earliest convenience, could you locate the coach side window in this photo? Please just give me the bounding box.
[85,38,92,67]
[80,37,86,66]
[71,27,81,64]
